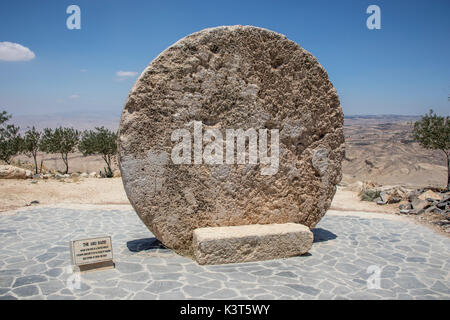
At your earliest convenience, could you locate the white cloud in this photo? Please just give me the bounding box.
[68,94,80,99]
[116,70,138,78]
[0,42,35,61]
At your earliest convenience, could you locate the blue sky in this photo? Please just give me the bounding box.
[0,0,449,117]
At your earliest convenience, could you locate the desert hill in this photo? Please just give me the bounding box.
[342,115,447,188]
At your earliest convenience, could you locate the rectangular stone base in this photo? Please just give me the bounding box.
[75,260,115,273]
[192,223,313,265]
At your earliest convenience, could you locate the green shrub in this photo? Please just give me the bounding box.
[0,111,21,164]
[78,127,117,178]
[40,127,80,174]
[359,189,381,202]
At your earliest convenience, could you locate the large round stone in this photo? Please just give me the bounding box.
[118,25,345,256]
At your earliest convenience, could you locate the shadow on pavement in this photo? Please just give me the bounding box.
[126,237,167,252]
[312,228,337,243]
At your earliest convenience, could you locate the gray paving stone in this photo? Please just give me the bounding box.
[12,285,39,297]
[13,275,47,287]
[92,287,128,299]
[44,268,63,278]
[116,281,147,292]
[158,289,188,300]
[88,279,118,288]
[133,291,158,299]
[147,264,183,273]
[46,259,65,268]
[253,293,277,299]
[201,272,228,281]
[200,280,222,289]
[335,263,360,275]
[406,257,427,263]
[0,276,14,288]
[380,279,395,289]
[347,291,380,300]
[145,281,183,293]
[0,288,9,295]
[47,294,76,300]
[394,277,427,289]
[47,246,68,253]
[23,264,47,275]
[115,262,143,274]
[431,281,450,294]
[0,269,22,276]
[182,285,218,297]
[239,288,268,297]
[318,280,336,291]
[39,280,65,295]
[317,293,335,299]
[60,288,73,295]
[121,271,151,282]
[81,294,104,300]
[410,288,440,296]
[275,271,297,278]
[285,284,320,296]
[36,253,57,263]
[151,272,182,281]
[251,269,273,276]
[204,288,238,299]
[5,256,26,264]
[261,285,300,296]
[332,286,352,296]
[227,272,257,282]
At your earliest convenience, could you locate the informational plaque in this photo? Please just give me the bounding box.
[70,236,114,272]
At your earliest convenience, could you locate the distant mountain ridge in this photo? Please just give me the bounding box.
[8,112,422,132]
[345,114,421,120]
[10,112,121,132]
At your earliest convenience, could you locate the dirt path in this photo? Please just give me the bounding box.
[0,178,129,212]
[330,187,399,214]
[1,179,390,214]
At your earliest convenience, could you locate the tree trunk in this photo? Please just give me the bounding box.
[103,154,113,176]
[106,155,112,174]
[33,152,38,174]
[61,153,69,174]
[447,152,450,191]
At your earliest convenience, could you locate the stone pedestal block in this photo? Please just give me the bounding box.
[193,223,313,265]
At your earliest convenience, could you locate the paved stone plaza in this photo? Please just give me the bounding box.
[0,206,449,300]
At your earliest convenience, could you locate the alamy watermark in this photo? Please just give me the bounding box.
[366,265,381,289]
[171,121,280,176]
[66,5,81,30]
[65,265,81,290]
[366,5,381,30]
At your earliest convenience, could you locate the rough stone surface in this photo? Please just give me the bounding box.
[118,25,345,255]
[0,165,27,179]
[193,223,313,264]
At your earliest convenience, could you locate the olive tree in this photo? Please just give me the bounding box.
[0,111,21,164]
[21,126,41,174]
[78,127,117,177]
[40,127,80,174]
[413,109,450,190]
